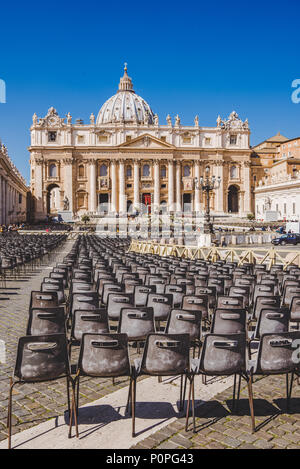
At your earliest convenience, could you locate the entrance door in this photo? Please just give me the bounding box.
[228,186,239,213]
[99,193,109,214]
[142,193,151,214]
[183,193,192,213]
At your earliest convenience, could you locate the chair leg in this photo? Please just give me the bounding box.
[236,375,242,412]
[232,374,237,411]
[7,378,15,450]
[185,376,193,432]
[286,372,294,412]
[191,377,196,433]
[247,374,255,433]
[132,378,136,437]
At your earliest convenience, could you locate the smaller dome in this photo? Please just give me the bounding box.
[96,64,155,125]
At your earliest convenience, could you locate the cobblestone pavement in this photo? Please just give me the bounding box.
[0,239,138,443]
[131,374,300,449]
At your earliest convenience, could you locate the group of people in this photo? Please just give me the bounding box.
[0,223,25,233]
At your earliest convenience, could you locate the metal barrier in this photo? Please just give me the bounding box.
[128,240,300,270]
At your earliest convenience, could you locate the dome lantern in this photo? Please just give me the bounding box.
[96,64,155,125]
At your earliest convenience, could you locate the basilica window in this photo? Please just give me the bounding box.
[230,165,238,179]
[77,192,85,208]
[142,164,150,177]
[49,164,57,178]
[100,164,108,177]
[230,135,237,145]
[126,165,132,178]
[183,165,191,177]
[161,165,166,178]
[205,137,211,146]
[48,131,57,142]
[78,164,85,178]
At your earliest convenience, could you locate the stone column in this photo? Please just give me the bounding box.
[214,161,224,213]
[0,176,2,224]
[3,179,7,225]
[133,160,140,210]
[176,161,181,211]
[119,160,126,214]
[110,161,117,212]
[89,159,97,213]
[168,161,174,211]
[63,158,73,214]
[194,161,200,213]
[243,162,251,213]
[239,191,245,216]
[153,161,160,211]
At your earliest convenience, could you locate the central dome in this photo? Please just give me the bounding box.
[96,65,155,125]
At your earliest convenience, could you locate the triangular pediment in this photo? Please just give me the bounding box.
[117,134,175,149]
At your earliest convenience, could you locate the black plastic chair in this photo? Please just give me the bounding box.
[7,333,75,448]
[133,333,191,437]
[186,333,250,433]
[73,333,134,437]
[247,331,300,432]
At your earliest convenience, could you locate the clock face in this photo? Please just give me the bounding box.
[48,116,58,126]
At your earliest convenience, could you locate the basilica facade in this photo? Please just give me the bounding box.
[29,66,252,221]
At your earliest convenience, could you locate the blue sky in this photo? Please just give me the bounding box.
[0,0,299,182]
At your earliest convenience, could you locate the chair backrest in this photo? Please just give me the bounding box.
[107,293,134,320]
[207,278,224,295]
[146,293,173,321]
[70,292,99,316]
[71,309,109,341]
[290,296,300,322]
[194,286,216,310]
[181,295,208,319]
[102,284,123,305]
[124,279,142,294]
[70,282,95,294]
[41,283,65,304]
[164,285,186,308]
[283,286,300,307]
[30,291,59,310]
[14,333,70,381]
[27,307,65,336]
[199,333,246,376]
[253,308,289,340]
[165,309,202,342]
[228,286,250,308]
[255,331,300,374]
[211,309,246,335]
[139,333,190,376]
[78,333,131,377]
[118,307,155,341]
[216,296,244,310]
[134,284,156,307]
[253,295,281,320]
[253,285,275,307]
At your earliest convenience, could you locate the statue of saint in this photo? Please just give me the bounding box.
[90,113,95,124]
[66,112,72,124]
[32,113,38,125]
[194,115,199,126]
[166,114,172,126]
[175,114,180,126]
[63,196,69,211]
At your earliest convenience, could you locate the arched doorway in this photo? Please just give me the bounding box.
[46,184,60,215]
[228,185,239,213]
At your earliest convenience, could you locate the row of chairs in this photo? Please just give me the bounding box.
[7,234,300,447]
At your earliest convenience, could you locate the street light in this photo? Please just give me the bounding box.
[194,167,221,233]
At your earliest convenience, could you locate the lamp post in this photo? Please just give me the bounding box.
[195,167,221,233]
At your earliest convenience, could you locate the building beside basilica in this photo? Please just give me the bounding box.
[29,65,252,221]
[0,142,28,225]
